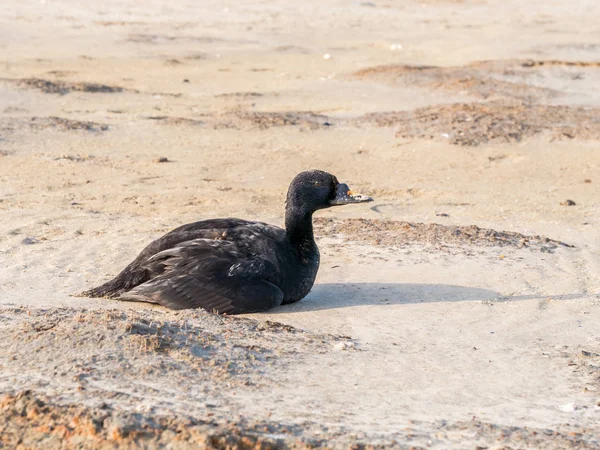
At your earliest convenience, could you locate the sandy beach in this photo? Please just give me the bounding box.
[1,0,600,448]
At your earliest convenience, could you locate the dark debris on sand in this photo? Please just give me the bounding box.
[352,60,560,102]
[0,307,354,415]
[29,116,110,132]
[12,78,127,95]
[144,116,205,126]
[0,390,318,450]
[218,111,333,130]
[2,307,351,387]
[1,386,597,449]
[357,103,600,146]
[351,59,600,102]
[314,218,573,251]
[350,59,600,145]
[0,308,351,449]
[429,419,599,450]
[0,116,109,133]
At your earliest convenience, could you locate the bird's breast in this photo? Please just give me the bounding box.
[277,249,319,304]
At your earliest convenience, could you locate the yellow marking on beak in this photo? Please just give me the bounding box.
[347,190,353,196]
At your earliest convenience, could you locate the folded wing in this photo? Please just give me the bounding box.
[120,239,283,314]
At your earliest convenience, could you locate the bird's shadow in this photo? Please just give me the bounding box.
[272,283,588,313]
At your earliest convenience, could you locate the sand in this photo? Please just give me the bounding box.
[1,0,600,448]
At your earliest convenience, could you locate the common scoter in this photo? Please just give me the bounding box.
[81,170,373,313]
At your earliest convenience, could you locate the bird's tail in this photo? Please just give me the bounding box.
[79,265,149,298]
[80,279,123,298]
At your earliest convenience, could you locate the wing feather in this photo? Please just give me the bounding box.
[119,238,282,313]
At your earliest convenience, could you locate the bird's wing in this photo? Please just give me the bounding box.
[120,239,283,313]
[133,219,283,264]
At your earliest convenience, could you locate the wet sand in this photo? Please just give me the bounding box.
[1,0,600,448]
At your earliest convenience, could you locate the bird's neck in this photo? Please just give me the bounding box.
[285,207,317,257]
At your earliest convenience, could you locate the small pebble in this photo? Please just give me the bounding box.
[333,341,354,351]
[323,53,332,60]
[584,179,592,183]
[560,199,576,206]
[154,157,170,163]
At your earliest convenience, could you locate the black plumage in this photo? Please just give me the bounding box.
[81,170,373,314]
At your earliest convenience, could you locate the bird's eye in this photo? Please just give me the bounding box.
[314,180,323,187]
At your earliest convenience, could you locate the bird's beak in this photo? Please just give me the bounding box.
[329,183,374,205]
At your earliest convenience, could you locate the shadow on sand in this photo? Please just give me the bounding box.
[273,283,591,314]
[273,282,497,313]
